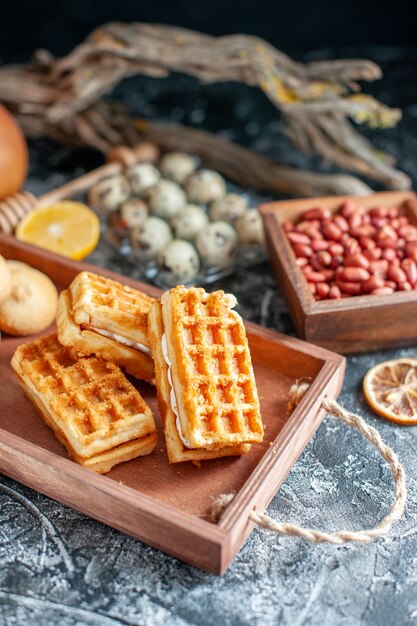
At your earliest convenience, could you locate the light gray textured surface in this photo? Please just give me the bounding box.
[1,47,417,626]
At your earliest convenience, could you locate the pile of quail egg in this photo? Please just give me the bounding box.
[89,152,265,286]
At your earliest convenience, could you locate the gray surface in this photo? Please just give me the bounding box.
[1,47,417,626]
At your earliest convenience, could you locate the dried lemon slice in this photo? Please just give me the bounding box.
[16,201,100,260]
[363,358,417,425]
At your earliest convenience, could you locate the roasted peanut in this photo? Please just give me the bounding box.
[312,239,330,251]
[371,286,394,295]
[303,207,331,221]
[328,285,342,299]
[293,243,313,258]
[287,231,311,245]
[344,253,370,270]
[316,282,330,298]
[339,267,370,282]
[336,281,362,295]
[402,259,417,285]
[388,264,407,284]
[362,276,385,293]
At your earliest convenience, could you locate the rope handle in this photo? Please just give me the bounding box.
[211,395,407,544]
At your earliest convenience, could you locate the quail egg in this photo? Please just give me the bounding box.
[195,221,238,268]
[120,198,148,229]
[157,240,200,285]
[171,204,209,241]
[145,179,187,219]
[131,217,173,261]
[88,175,130,213]
[236,209,265,246]
[209,193,248,223]
[160,152,197,184]
[126,163,160,196]
[185,169,226,205]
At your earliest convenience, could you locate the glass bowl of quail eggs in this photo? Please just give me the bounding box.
[89,152,267,288]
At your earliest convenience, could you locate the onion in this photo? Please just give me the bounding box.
[0,105,28,200]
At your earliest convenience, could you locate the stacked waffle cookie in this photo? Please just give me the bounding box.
[12,335,157,473]
[12,272,158,474]
[148,286,264,462]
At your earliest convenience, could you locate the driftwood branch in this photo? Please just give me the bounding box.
[0,21,410,195]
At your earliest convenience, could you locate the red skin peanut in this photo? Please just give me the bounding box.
[406,242,417,262]
[348,213,363,230]
[382,248,397,262]
[389,208,399,219]
[322,220,343,241]
[306,271,326,283]
[371,216,388,229]
[316,250,332,267]
[296,220,321,235]
[363,248,382,261]
[370,206,388,219]
[402,259,417,285]
[385,281,397,290]
[328,285,342,299]
[293,243,313,258]
[341,200,358,218]
[398,282,412,291]
[302,264,314,275]
[388,264,407,284]
[351,225,377,238]
[359,236,377,251]
[312,239,330,252]
[333,215,349,232]
[303,207,331,221]
[398,225,417,241]
[329,243,344,256]
[344,253,370,270]
[316,282,330,298]
[331,255,344,269]
[339,267,370,282]
[377,234,397,249]
[336,281,362,295]
[288,231,311,245]
[296,257,308,268]
[369,259,389,277]
[371,286,394,295]
[343,238,360,255]
[381,224,398,241]
[397,249,405,260]
[282,221,294,233]
[321,269,335,282]
[307,282,317,295]
[362,276,385,293]
[362,213,371,225]
[395,238,406,250]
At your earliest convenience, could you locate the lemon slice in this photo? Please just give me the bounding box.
[363,358,417,425]
[16,201,100,260]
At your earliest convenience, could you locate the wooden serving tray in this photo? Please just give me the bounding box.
[260,191,417,354]
[0,234,345,574]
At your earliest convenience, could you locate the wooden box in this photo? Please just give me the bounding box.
[260,191,417,354]
[0,234,345,574]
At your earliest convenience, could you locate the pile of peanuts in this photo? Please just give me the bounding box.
[283,200,417,300]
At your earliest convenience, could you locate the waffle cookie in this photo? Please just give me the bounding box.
[148,285,264,463]
[11,334,157,473]
[57,271,155,383]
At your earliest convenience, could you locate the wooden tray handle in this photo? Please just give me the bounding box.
[212,394,407,544]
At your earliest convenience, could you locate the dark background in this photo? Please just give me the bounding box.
[0,0,415,61]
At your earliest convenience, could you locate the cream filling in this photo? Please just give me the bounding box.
[89,326,152,356]
[161,333,194,449]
